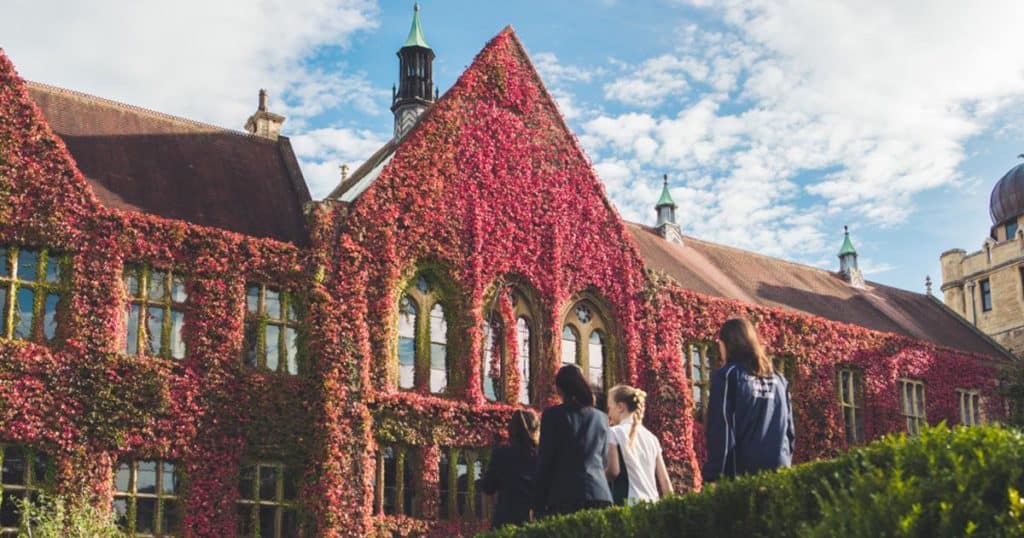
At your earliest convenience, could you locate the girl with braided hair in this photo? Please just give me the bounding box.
[605,384,673,504]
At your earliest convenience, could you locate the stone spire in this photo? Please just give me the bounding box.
[244,89,285,140]
[392,3,435,139]
[838,225,865,288]
[655,174,683,245]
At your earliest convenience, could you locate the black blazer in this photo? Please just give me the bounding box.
[534,403,613,513]
[479,445,536,528]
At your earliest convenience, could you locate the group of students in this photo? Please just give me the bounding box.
[478,317,795,529]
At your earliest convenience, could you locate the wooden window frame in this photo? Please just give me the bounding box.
[0,246,68,343]
[684,342,716,422]
[395,274,451,394]
[0,443,49,534]
[837,368,864,444]
[562,299,612,392]
[898,378,927,435]
[956,388,982,426]
[236,462,299,538]
[438,447,493,522]
[124,265,187,359]
[113,460,181,537]
[373,445,417,517]
[243,284,302,375]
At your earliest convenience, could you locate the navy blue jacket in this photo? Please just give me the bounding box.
[534,403,613,513]
[479,445,536,528]
[702,363,795,482]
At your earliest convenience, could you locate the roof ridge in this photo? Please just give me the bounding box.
[628,220,916,296]
[26,80,270,143]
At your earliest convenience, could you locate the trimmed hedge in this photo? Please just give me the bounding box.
[482,425,1024,538]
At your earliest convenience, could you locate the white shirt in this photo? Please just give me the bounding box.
[610,416,662,502]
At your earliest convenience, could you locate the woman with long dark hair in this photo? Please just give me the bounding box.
[534,364,613,516]
[702,317,795,482]
[480,409,540,528]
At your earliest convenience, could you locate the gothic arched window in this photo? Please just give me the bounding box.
[481,285,539,405]
[562,299,613,390]
[395,273,450,394]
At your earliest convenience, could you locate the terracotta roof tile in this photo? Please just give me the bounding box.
[627,222,1009,358]
[26,82,311,244]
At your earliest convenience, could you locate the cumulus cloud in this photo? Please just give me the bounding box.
[291,127,390,197]
[584,1,1024,263]
[0,0,380,129]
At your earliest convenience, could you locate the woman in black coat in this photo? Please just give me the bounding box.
[479,409,539,528]
[533,364,613,516]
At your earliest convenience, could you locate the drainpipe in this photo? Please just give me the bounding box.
[967,280,977,325]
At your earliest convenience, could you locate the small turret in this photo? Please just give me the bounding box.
[392,3,435,139]
[654,174,682,245]
[838,226,865,288]
[244,89,285,140]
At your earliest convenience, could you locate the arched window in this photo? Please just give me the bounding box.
[561,326,578,367]
[394,272,451,394]
[482,314,503,402]
[516,317,531,405]
[562,299,613,391]
[481,285,539,405]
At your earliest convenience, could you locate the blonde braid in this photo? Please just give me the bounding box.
[628,388,647,449]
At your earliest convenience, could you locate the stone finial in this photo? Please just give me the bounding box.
[925,275,933,295]
[244,89,286,140]
[340,164,350,182]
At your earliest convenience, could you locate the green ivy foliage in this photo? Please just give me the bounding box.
[482,425,1024,538]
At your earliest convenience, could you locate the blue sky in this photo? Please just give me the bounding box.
[3,0,1024,294]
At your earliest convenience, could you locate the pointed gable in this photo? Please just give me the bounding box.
[343,27,644,299]
[0,49,100,246]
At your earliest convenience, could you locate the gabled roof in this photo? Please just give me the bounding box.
[26,82,311,244]
[627,222,1012,359]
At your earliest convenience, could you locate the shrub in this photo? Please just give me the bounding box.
[481,425,1024,538]
[15,494,124,538]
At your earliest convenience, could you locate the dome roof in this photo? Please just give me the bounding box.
[989,162,1024,225]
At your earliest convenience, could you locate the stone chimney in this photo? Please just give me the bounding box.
[244,89,285,140]
[838,225,865,288]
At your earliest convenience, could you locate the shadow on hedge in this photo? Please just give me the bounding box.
[481,424,1024,537]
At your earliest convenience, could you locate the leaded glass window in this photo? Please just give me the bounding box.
[482,314,503,402]
[237,463,299,538]
[516,317,532,405]
[394,272,451,394]
[562,299,613,391]
[374,445,416,517]
[439,448,492,522]
[898,378,926,435]
[113,460,181,537]
[243,285,301,375]
[838,368,863,444]
[0,247,67,343]
[0,444,48,535]
[124,266,186,359]
[957,388,982,426]
[684,342,715,421]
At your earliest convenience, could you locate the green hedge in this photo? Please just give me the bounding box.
[481,425,1024,538]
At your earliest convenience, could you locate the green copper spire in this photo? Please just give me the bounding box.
[402,3,430,49]
[838,225,857,256]
[656,174,676,207]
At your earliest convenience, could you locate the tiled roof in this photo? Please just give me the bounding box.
[627,222,1011,358]
[27,82,311,244]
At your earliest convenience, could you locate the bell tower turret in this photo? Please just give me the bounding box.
[392,3,435,139]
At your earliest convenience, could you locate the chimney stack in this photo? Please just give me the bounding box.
[245,88,286,140]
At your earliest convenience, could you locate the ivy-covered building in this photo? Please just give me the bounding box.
[0,8,1014,538]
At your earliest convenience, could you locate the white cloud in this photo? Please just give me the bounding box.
[0,0,380,130]
[292,127,389,197]
[584,1,1024,264]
